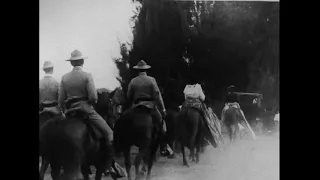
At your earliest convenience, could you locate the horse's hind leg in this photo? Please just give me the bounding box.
[81,165,90,180]
[95,167,103,180]
[181,143,189,167]
[62,161,82,180]
[50,162,61,180]
[190,147,196,162]
[141,156,148,173]
[135,145,149,180]
[39,157,49,180]
[146,144,159,180]
[235,124,240,141]
[195,142,201,164]
[124,148,132,180]
[228,126,234,144]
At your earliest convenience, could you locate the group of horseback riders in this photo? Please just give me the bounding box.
[40,49,249,179]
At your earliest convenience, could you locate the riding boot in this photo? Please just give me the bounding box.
[159,128,174,157]
[159,128,168,156]
[104,141,125,178]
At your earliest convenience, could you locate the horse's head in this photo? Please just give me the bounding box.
[112,87,126,105]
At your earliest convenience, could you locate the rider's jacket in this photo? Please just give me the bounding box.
[58,66,97,112]
[127,72,165,111]
[39,74,59,103]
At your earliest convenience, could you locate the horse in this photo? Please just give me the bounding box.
[95,88,116,129]
[176,107,206,167]
[39,98,119,180]
[223,106,242,143]
[114,103,161,180]
[39,101,64,180]
[95,87,126,129]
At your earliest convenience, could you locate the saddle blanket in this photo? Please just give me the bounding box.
[221,102,256,140]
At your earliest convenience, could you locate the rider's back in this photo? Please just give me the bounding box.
[60,67,97,103]
[130,73,157,101]
[39,76,59,102]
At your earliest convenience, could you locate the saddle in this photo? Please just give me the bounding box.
[182,98,202,111]
[133,97,156,109]
[39,101,60,117]
[64,98,102,140]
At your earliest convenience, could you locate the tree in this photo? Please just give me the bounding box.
[114,0,279,109]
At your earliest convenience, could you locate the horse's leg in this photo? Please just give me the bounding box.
[188,135,196,162]
[235,124,240,141]
[228,126,233,144]
[167,141,176,159]
[181,143,189,167]
[141,155,148,173]
[124,148,132,180]
[50,162,61,180]
[81,165,90,180]
[95,166,103,180]
[61,159,82,180]
[39,157,49,180]
[135,144,149,180]
[146,141,159,180]
[195,140,201,164]
[190,146,196,162]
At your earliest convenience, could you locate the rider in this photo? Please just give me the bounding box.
[182,79,223,148]
[127,60,173,157]
[58,50,123,177]
[39,61,62,116]
[223,85,256,139]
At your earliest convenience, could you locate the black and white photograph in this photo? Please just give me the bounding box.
[39,0,279,180]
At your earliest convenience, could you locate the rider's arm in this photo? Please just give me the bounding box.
[197,84,206,101]
[151,78,165,112]
[58,79,66,109]
[87,73,98,104]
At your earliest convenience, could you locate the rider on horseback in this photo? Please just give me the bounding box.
[39,61,63,117]
[182,79,224,148]
[58,50,123,176]
[127,60,173,157]
[222,85,256,140]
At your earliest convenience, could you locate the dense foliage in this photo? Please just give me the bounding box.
[114,0,279,110]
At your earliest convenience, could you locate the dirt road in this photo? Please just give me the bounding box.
[42,133,279,180]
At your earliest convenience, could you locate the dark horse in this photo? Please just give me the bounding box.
[176,107,209,167]
[114,104,161,180]
[39,98,118,180]
[95,87,126,129]
[163,108,180,155]
[224,106,242,143]
[95,88,116,129]
[39,101,65,180]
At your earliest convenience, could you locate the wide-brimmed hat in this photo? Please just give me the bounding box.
[133,60,151,69]
[66,50,88,61]
[42,61,54,70]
